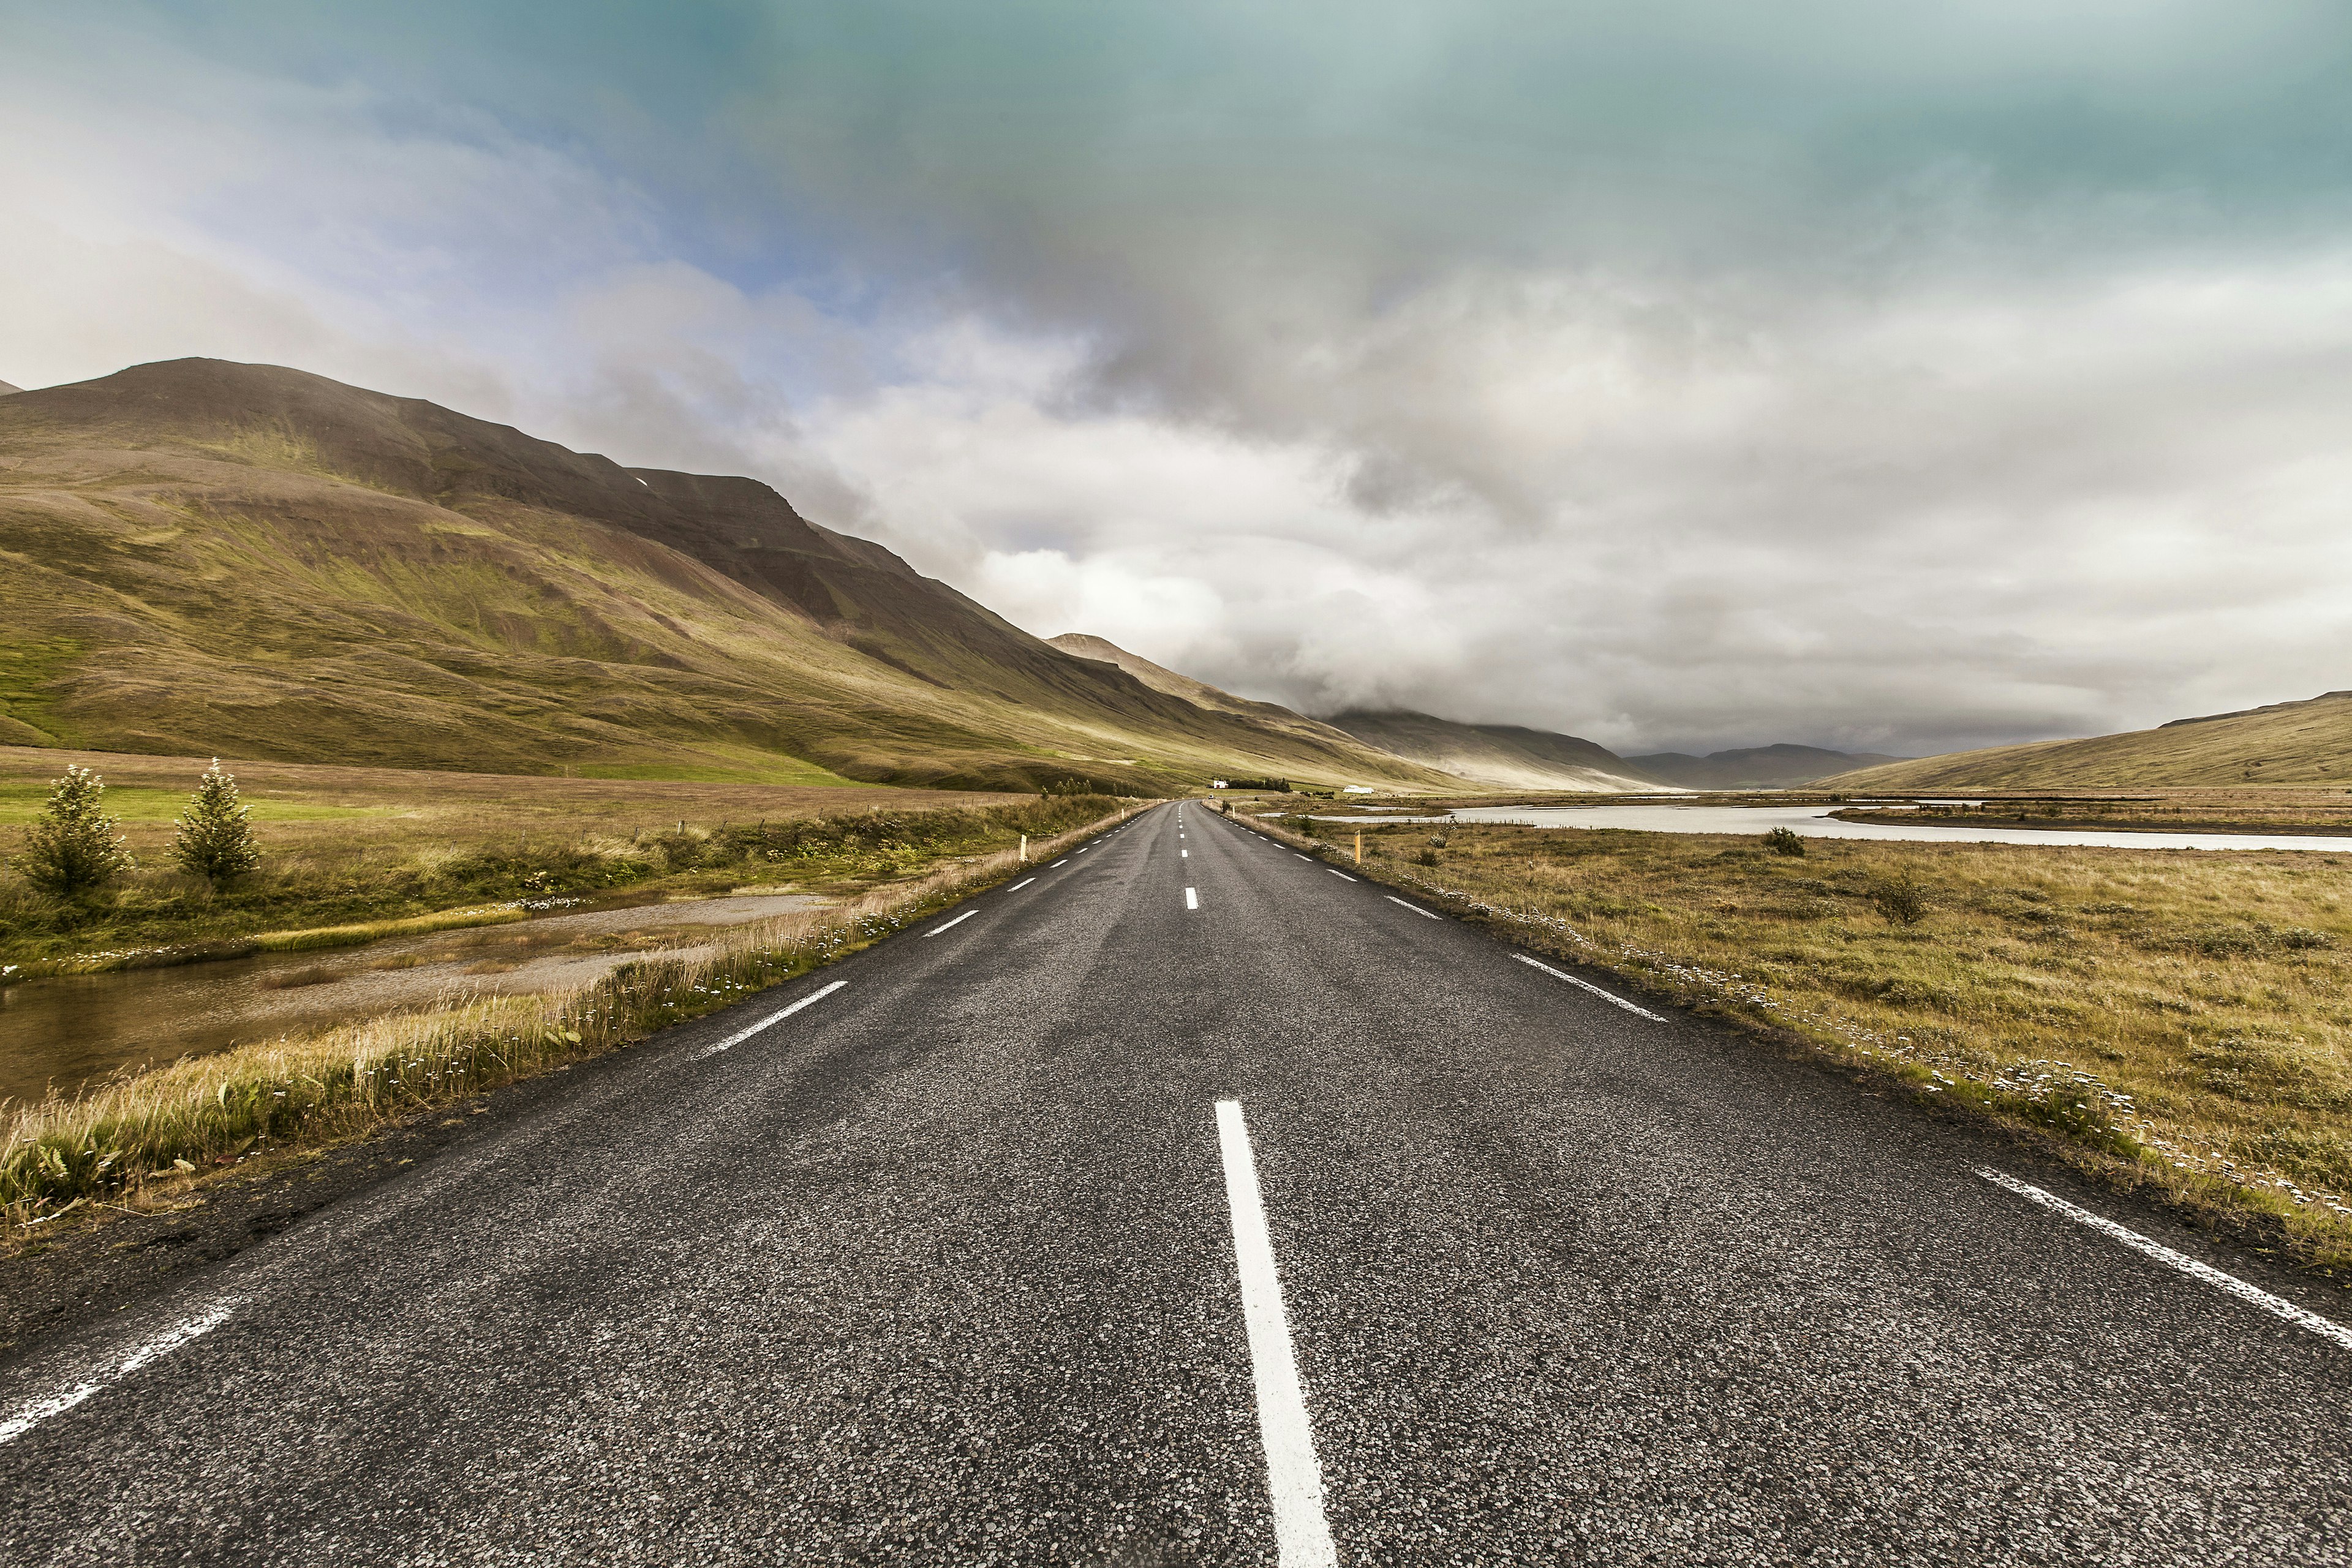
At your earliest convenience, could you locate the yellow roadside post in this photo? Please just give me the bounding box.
[1020,834,1028,863]
[1355,830,1362,864]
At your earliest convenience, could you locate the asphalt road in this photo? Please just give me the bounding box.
[4,802,2348,1564]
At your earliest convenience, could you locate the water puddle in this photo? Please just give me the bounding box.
[0,892,827,1107]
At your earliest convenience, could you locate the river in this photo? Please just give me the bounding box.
[1433,802,2352,852]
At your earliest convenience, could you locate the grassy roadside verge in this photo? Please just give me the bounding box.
[1238,806,2352,1276]
[0,744,1068,969]
[1,801,1150,1238]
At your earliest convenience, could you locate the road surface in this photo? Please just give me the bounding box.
[4,802,2347,1564]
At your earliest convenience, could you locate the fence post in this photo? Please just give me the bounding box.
[1020,834,1028,863]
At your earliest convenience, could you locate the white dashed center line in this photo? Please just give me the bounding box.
[1213,1101,1338,1567]
[1511,952,1665,1022]
[1975,1168,2352,1351]
[0,1302,238,1447]
[696,979,849,1058]
[1384,895,1440,919]
[1186,887,1200,910]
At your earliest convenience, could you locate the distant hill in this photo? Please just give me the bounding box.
[1047,632,1390,755]
[1823,692,2352,790]
[1323,709,1661,792]
[0,358,1458,793]
[1625,743,1906,790]
[1049,635,1473,788]
[0,379,21,396]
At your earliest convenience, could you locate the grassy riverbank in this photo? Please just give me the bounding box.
[1835,791,2352,837]
[1251,808,2352,1271]
[0,745,1112,971]
[1,801,1145,1235]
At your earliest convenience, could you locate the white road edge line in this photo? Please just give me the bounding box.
[1975,1167,2352,1352]
[1294,854,1311,862]
[1050,859,1068,867]
[1327,870,1355,882]
[1384,895,1441,920]
[1185,887,1200,910]
[1511,952,1666,1022]
[0,1301,238,1447]
[697,979,850,1058]
[1214,1101,1339,1568]
[1008,878,1036,891]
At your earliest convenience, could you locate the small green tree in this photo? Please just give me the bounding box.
[172,759,262,888]
[1763,826,1807,858]
[20,766,135,896]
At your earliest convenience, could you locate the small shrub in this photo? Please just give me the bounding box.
[647,829,707,870]
[18,766,136,897]
[1415,849,1439,867]
[1871,871,1930,926]
[1763,827,1806,858]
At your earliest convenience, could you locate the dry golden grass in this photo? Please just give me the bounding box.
[1267,810,2352,1268]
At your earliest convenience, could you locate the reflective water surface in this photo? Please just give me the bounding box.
[0,892,826,1107]
[1441,802,2352,853]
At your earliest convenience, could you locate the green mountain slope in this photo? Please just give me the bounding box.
[1626,744,1906,789]
[1323,709,1662,792]
[0,358,1455,793]
[1823,692,2352,790]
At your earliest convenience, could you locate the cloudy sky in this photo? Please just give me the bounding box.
[5,2,2350,755]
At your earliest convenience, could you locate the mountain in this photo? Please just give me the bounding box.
[0,380,21,396]
[1323,709,1661,793]
[1049,633,1281,719]
[1822,692,2352,790]
[0,358,1458,793]
[1046,633,1395,761]
[1624,743,1907,790]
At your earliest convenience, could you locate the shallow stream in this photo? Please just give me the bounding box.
[0,892,826,1107]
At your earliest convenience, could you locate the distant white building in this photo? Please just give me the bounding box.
[1212,778,1229,789]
